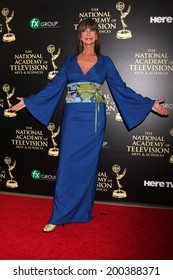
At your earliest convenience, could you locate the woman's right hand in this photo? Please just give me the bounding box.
[11,97,26,112]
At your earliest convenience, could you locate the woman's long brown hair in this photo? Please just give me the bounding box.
[76,18,101,57]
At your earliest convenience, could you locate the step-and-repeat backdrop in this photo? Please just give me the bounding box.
[0,0,172,206]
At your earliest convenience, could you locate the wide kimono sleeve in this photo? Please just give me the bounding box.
[105,56,155,130]
[23,56,69,126]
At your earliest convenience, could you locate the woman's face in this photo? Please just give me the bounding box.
[80,26,98,46]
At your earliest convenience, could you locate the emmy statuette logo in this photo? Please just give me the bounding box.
[47,122,60,156]
[1,7,16,42]
[116,2,132,39]
[2,84,17,117]
[47,45,61,80]
[115,112,123,122]
[169,155,173,163]
[112,164,127,198]
[4,157,18,188]
[169,128,173,163]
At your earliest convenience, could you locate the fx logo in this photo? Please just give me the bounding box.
[30,18,41,29]
[31,169,41,180]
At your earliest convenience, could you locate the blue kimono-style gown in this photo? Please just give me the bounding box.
[24,54,154,225]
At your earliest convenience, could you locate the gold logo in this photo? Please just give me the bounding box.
[169,128,173,163]
[115,112,123,122]
[2,84,17,117]
[1,7,16,42]
[47,122,60,156]
[47,45,61,80]
[112,164,127,198]
[116,2,132,39]
[4,156,18,188]
[170,128,173,137]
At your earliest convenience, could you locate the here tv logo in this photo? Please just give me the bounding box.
[150,16,173,23]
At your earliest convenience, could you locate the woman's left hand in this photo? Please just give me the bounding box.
[152,99,169,116]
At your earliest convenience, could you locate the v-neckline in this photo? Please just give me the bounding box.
[76,55,100,76]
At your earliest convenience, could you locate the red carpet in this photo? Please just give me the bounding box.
[0,193,173,260]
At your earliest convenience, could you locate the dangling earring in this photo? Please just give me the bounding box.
[80,40,83,47]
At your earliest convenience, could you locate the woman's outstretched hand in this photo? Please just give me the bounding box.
[152,99,169,116]
[11,97,26,112]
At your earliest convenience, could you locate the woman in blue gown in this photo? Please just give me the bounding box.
[11,18,169,232]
